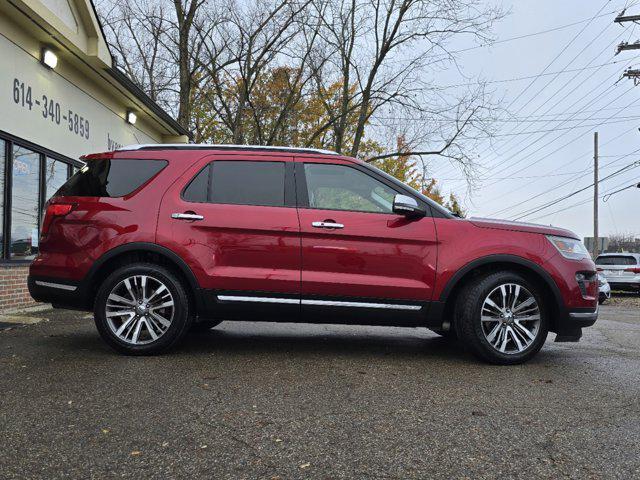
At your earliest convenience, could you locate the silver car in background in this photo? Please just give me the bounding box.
[595,253,640,295]
[598,273,611,304]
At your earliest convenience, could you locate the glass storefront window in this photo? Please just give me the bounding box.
[45,157,69,201]
[10,145,40,260]
[0,140,4,255]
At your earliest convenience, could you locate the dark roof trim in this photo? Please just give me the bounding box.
[107,67,190,137]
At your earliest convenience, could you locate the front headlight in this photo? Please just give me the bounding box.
[546,235,590,260]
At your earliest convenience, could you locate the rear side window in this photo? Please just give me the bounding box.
[56,159,167,198]
[596,255,638,266]
[183,165,210,203]
[183,161,285,207]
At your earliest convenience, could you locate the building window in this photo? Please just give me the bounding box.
[45,157,70,202]
[0,133,78,262]
[11,145,40,260]
[0,140,4,253]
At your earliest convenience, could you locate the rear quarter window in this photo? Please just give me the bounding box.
[56,159,167,198]
[595,255,638,266]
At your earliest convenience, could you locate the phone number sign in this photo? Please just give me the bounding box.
[12,77,91,140]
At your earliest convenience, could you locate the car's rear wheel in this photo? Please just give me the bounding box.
[94,263,192,355]
[456,271,549,365]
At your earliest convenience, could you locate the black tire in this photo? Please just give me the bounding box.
[455,271,549,365]
[190,319,223,333]
[94,263,193,355]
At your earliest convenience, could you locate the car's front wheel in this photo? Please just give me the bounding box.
[456,271,549,365]
[94,263,193,355]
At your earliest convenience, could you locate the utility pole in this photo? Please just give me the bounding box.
[593,132,599,258]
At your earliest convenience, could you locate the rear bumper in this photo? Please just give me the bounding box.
[28,275,91,310]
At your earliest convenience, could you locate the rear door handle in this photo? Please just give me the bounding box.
[172,212,204,221]
[312,221,344,229]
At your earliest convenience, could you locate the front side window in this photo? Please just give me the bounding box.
[303,163,397,213]
[11,145,39,259]
[57,159,166,198]
[183,161,286,207]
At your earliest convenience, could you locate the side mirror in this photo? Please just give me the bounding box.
[392,194,425,217]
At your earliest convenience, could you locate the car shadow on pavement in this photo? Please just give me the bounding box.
[175,322,480,364]
[49,319,565,366]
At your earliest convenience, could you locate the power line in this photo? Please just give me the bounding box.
[470,1,614,164]
[433,4,628,183]
[509,160,640,220]
[526,175,640,222]
[478,84,639,188]
[432,62,621,90]
[437,163,626,182]
[481,124,640,216]
[434,40,631,183]
[492,1,612,115]
[471,27,631,175]
[450,10,622,55]
[487,140,640,217]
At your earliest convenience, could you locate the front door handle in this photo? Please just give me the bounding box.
[312,221,344,229]
[172,212,204,221]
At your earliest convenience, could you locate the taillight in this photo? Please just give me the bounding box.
[596,267,603,271]
[41,203,74,235]
[625,267,640,274]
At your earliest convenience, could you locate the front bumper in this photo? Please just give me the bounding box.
[555,306,598,342]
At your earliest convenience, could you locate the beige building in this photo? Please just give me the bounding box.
[0,0,188,310]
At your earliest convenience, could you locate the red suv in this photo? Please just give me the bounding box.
[28,145,598,364]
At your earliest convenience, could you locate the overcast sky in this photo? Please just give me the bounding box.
[432,0,640,240]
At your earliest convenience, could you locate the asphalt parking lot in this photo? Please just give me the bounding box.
[1,299,639,479]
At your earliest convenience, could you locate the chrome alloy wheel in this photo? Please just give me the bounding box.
[480,283,541,355]
[105,275,175,345]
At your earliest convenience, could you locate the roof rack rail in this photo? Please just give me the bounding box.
[117,144,339,155]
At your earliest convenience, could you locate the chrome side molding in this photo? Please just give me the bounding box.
[216,295,421,310]
[35,281,78,291]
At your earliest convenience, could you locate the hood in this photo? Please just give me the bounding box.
[468,217,579,239]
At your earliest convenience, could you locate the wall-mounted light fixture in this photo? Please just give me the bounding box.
[126,110,137,125]
[41,47,58,69]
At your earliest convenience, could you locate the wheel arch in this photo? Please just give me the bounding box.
[439,255,564,333]
[85,243,201,311]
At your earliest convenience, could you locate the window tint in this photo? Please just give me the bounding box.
[183,165,210,203]
[56,159,166,198]
[209,161,285,207]
[596,255,638,266]
[303,163,397,213]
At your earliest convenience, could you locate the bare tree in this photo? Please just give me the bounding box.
[309,0,503,168]
[97,0,218,130]
[196,0,320,144]
[96,0,505,183]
